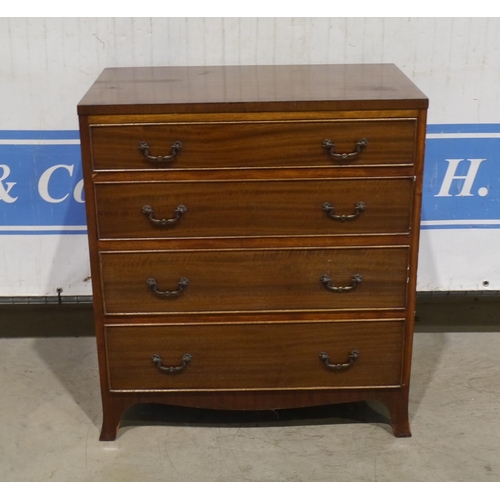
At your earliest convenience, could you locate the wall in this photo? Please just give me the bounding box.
[1,17,499,295]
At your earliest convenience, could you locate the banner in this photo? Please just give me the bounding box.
[422,124,500,229]
[0,131,85,234]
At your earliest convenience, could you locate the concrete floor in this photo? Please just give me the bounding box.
[1,295,500,481]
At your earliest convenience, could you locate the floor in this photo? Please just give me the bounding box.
[1,295,500,481]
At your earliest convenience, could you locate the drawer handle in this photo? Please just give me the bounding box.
[322,138,368,160]
[320,274,362,293]
[322,201,366,221]
[142,204,187,226]
[138,141,183,163]
[319,350,359,370]
[152,353,192,373]
[147,277,189,297]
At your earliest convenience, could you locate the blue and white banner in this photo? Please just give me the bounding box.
[422,124,500,230]
[0,131,85,234]
[0,126,499,234]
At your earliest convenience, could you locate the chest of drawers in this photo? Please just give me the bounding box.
[78,64,428,440]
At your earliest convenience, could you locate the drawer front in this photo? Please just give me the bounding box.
[100,247,409,314]
[105,320,405,391]
[95,178,413,240]
[90,120,416,170]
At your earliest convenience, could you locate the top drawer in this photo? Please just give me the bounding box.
[89,119,417,171]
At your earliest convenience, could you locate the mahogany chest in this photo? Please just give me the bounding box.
[78,64,428,440]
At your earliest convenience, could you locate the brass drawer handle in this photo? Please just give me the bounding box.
[142,204,187,227]
[319,350,359,370]
[152,353,192,373]
[320,274,362,293]
[322,201,366,222]
[322,138,368,160]
[147,277,189,297]
[138,140,183,163]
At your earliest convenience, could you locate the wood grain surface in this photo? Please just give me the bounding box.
[99,247,409,314]
[94,177,414,240]
[78,64,428,115]
[90,119,416,170]
[105,320,405,391]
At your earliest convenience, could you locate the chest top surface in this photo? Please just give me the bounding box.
[77,64,428,115]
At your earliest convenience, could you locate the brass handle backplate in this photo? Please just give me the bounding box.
[147,277,189,297]
[322,201,366,222]
[322,138,368,160]
[152,353,192,373]
[319,350,359,370]
[320,274,362,293]
[138,141,183,163]
[142,204,187,227]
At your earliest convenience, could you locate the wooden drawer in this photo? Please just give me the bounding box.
[89,119,416,171]
[100,247,409,315]
[105,320,405,391]
[95,177,413,240]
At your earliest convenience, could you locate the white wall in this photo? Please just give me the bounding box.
[2,18,499,129]
[1,18,499,295]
